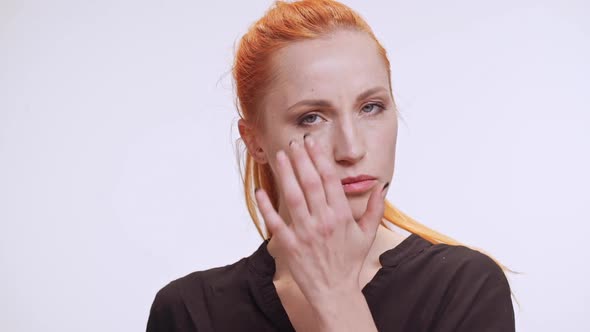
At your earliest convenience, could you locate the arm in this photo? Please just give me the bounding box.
[432,250,515,332]
[311,288,378,332]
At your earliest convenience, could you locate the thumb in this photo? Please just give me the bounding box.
[357,181,389,235]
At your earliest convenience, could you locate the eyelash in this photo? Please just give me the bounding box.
[296,102,386,127]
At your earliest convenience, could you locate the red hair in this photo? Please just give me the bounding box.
[232,0,516,279]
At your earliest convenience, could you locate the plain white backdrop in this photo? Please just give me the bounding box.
[1,0,588,331]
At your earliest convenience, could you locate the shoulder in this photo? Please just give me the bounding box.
[152,256,251,305]
[424,243,509,287]
[409,242,515,330]
[397,238,512,302]
[147,257,251,331]
[429,245,515,330]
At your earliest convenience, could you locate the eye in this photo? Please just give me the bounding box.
[297,113,323,126]
[361,102,385,114]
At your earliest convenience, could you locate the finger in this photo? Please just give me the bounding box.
[304,135,348,211]
[255,188,296,248]
[275,149,311,225]
[357,182,388,235]
[288,139,328,216]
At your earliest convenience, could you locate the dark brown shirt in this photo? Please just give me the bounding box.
[146,233,515,331]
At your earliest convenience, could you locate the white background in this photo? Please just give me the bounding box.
[1,0,588,331]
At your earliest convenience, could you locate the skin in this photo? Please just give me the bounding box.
[239,29,408,332]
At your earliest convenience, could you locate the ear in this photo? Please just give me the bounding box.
[238,119,268,164]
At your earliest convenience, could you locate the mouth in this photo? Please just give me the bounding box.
[341,175,378,195]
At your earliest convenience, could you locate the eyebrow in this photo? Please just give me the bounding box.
[286,86,389,112]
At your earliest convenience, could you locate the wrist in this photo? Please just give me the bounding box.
[310,288,367,327]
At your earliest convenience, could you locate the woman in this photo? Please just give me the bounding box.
[147,0,515,331]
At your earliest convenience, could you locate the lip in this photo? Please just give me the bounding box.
[341,175,377,194]
[341,174,376,185]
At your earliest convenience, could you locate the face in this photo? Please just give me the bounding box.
[243,29,398,222]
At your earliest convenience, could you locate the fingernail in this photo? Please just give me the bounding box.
[381,182,390,197]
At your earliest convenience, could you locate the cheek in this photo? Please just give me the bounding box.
[367,120,397,175]
[264,147,282,178]
[370,121,397,151]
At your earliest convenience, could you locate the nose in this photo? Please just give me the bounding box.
[332,116,366,166]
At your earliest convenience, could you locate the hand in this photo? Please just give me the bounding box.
[254,134,388,308]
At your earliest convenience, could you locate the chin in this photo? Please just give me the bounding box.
[347,195,371,221]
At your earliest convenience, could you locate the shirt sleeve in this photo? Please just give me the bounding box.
[146,281,197,332]
[432,248,515,332]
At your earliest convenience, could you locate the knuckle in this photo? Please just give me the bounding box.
[320,170,337,184]
[317,220,335,237]
[314,213,334,236]
[285,192,304,208]
[297,230,314,245]
[322,208,335,221]
[301,175,322,190]
[281,238,296,253]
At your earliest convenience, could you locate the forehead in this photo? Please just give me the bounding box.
[266,30,390,107]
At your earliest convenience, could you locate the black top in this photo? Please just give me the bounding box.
[146,233,515,331]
